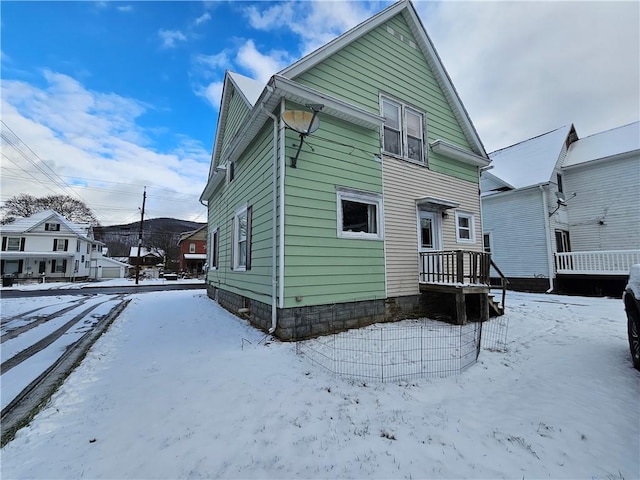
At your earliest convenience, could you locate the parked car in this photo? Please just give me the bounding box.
[623,264,640,370]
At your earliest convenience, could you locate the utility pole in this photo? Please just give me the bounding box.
[135,187,146,285]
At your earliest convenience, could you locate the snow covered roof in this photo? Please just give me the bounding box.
[0,210,93,238]
[227,71,264,107]
[129,247,164,258]
[488,125,572,190]
[563,121,640,168]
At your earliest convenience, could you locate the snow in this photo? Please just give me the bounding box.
[1,276,204,291]
[563,121,640,168]
[228,71,264,107]
[627,264,640,300]
[488,125,570,190]
[1,290,638,479]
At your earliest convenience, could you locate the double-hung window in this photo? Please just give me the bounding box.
[209,228,219,270]
[337,188,384,240]
[231,206,252,271]
[381,96,426,163]
[189,243,196,253]
[6,237,22,251]
[455,212,475,243]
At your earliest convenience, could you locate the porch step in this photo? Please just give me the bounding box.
[488,294,504,317]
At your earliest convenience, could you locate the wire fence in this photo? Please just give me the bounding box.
[296,317,509,383]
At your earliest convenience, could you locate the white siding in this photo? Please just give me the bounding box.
[384,156,483,297]
[564,154,640,251]
[482,188,551,278]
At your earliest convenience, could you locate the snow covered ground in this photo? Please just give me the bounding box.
[1,289,638,479]
[1,276,204,291]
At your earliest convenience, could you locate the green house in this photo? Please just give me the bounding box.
[200,0,494,340]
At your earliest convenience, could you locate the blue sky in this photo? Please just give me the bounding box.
[2,1,638,225]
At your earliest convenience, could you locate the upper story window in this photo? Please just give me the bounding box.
[76,240,81,252]
[337,188,384,241]
[189,243,196,253]
[45,223,60,231]
[455,212,475,243]
[53,239,68,251]
[556,173,564,193]
[4,237,23,251]
[381,96,426,163]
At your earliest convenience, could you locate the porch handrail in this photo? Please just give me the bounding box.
[419,250,490,285]
[490,258,509,312]
[555,249,640,275]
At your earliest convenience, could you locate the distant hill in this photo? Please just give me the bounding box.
[94,218,206,260]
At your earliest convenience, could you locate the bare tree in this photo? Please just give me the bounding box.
[1,194,100,225]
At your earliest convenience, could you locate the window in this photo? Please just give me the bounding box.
[231,206,252,271]
[455,212,475,243]
[210,228,219,270]
[51,259,67,274]
[189,243,196,253]
[5,237,22,251]
[337,189,383,240]
[3,260,21,275]
[74,260,79,273]
[76,240,81,252]
[483,232,492,254]
[555,230,571,253]
[556,173,564,193]
[53,239,68,251]
[45,223,60,231]
[228,162,235,183]
[381,96,426,163]
[85,261,90,269]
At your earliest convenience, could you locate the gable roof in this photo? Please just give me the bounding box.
[563,121,640,168]
[488,125,573,190]
[228,71,263,107]
[278,0,486,157]
[178,224,207,244]
[0,210,93,238]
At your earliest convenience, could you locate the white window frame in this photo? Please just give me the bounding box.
[380,95,426,164]
[455,211,475,243]
[209,227,219,271]
[483,232,492,254]
[7,237,21,251]
[336,188,384,241]
[233,206,248,271]
[189,243,196,254]
[45,223,60,231]
[56,238,67,251]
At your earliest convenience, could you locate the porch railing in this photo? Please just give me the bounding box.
[419,250,490,285]
[555,249,640,275]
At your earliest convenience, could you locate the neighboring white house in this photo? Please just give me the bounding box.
[481,121,640,294]
[0,210,124,282]
[128,246,164,278]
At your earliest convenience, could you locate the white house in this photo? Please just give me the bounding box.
[481,121,640,294]
[0,210,125,282]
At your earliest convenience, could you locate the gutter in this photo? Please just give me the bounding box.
[262,104,279,335]
[539,185,555,293]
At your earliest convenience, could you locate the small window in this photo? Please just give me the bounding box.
[85,261,90,268]
[381,96,426,163]
[45,223,60,231]
[55,239,67,251]
[74,260,79,273]
[6,237,22,251]
[337,189,383,240]
[189,243,196,253]
[455,212,475,243]
[231,206,252,271]
[210,228,219,270]
[87,243,91,254]
[483,233,492,254]
[228,162,235,183]
[556,173,563,193]
[76,240,81,252]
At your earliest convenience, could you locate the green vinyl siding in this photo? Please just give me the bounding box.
[294,14,478,183]
[206,121,277,305]
[219,88,250,160]
[283,106,385,307]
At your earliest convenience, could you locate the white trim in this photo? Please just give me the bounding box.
[416,210,442,252]
[336,188,384,241]
[430,140,490,167]
[209,226,219,270]
[380,94,426,164]
[233,205,248,271]
[455,211,475,243]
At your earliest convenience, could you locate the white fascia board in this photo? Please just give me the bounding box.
[482,182,550,201]
[430,139,490,167]
[199,168,225,203]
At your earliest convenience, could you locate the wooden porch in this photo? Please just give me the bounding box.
[555,250,640,276]
[419,250,506,324]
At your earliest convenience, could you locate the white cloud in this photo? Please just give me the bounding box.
[196,81,224,109]
[194,12,211,26]
[195,52,230,70]
[117,5,133,13]
[417,1,640,152]
[236,40,290,83]
[1,72,209,225]
[158,29,187,49]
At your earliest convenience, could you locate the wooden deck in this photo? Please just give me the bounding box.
[555,250,640,276]
[418,250,504,323]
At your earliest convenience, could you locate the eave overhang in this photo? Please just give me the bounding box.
[430,139,490,167]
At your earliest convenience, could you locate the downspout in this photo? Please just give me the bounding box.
[278,99,286,309]
[262,104,279,334]
[539,185,555,293]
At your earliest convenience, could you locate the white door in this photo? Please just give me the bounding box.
[418,211,442,282]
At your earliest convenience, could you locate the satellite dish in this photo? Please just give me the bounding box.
[556,191,566,204]
[282,110,320,135]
